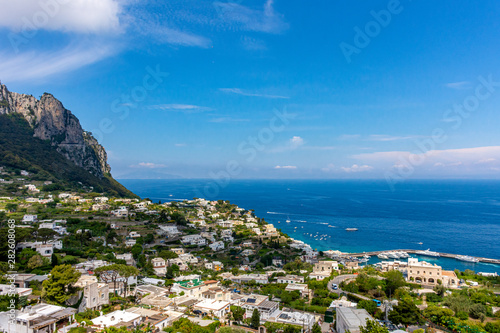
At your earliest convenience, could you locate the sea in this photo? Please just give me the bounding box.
[120,179,500,274]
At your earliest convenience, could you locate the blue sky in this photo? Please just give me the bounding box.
[1,0,500,179]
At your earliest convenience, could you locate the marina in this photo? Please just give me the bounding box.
[344,249,500,265]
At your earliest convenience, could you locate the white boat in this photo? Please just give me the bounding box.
[398,251,409,258]
[456,255,479,263]
[415,249,440,257]
[378,254,389,260]
[286,216,291,223]
[363,255,371,259]
[345,228,358,231]
[386,252,399,259]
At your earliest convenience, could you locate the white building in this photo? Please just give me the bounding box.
[310,261,339,280]
[22,214,37,223]
[277,275,304,284]
[0,303,76,333]
[193,300,231,318]
[152,258,167,276]
[336,308,373,333]
[209,241,225,252]
[231,274,268,284]
[73,275,109,311]
[181,234,207,246]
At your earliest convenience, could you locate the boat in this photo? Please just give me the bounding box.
[398,251,409,258]
[456,255,479,263]
[418,242,423,245]
[415,249,440,257]
[363,254,371,259]
[378,254,389,260]
[345,228,358,231]
[285,216,291,223]
[385,252,399,259]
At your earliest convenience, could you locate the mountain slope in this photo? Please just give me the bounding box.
[0,84,136,197]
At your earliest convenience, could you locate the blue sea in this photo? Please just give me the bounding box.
[120,179,500,273]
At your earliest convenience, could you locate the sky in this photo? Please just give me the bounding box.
[1,0,500,180]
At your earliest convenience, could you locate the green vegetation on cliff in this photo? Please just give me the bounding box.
[0,113,135,197]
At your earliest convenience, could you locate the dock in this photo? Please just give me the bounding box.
[343,249,500,265]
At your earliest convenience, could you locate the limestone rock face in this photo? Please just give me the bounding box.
[0,83,111,178]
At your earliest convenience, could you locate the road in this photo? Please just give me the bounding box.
[327,274,372,301]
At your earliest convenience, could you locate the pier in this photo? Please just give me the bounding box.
[343,249,500,265]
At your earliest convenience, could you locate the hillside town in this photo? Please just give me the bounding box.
[0,168,499,333]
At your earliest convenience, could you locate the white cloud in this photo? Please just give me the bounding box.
[131,162,167,169]
[146,104,213,113]
[268,136,305,153]
[214,0,289,34]
[341,164,374,173]
[339,134,361,140]
[0,41,118,82]
[368,134,420,142]
[289,136,304,148]
[274,165,297,169]
[353,146,500,174]
[475,158,496,164]
[219,88,288,99]
[445,81,472,90]
[241,36,267,50]
[209,117,250,123]
[0,0,122,33]
[139,24,212,48]
[321,164,335,172]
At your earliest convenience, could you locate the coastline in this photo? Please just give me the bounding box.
[119,178,500,274]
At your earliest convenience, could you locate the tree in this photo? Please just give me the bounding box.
[131,244,142,259]
[485,322,500,333]
[5,203,18,212]
[95,264,123,295]
[159,250,178,260]
[433,284,446,297]
[119,265,139,297]
[469,303,487,320]
[27,255,44,270]
[312,322,322,333]
[42,264,81,305]
[384,270,406,296]
[388,297,421,326]
[231,305,245,324]
[166,264,180,279]
[51,253,59,267]
[358,300,378,315]
[37,228,58,244]
[359,319,389,333]
[251,308,260,329]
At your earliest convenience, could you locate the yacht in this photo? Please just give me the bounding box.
[345,228,358,231]
[378,253,389,260]
[386,252,399,259]
[456,255,479,263]
[415,249,440,257]
[286,216,291,223]
[398,251,409,258]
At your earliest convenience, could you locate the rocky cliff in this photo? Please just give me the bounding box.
[0,84,110,178]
